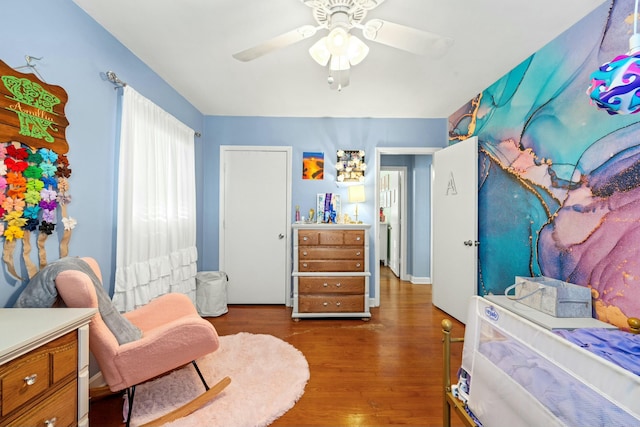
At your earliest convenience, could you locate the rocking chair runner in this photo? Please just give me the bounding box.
[54,257,229,426]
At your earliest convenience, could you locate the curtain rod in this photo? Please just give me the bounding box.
[105,70,126,87]
[105,70,201,137]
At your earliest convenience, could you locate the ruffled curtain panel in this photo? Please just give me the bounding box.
[113,86,197,312]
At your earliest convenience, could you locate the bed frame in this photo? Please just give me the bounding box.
[442,303,640,427]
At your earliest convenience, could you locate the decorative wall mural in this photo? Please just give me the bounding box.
[448,0,640,329]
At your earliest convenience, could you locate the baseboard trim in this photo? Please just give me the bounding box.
[410,276,431,285]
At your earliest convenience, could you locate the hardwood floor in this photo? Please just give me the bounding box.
[89,266,467,426]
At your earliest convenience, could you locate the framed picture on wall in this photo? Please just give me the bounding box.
[303,151,324,180]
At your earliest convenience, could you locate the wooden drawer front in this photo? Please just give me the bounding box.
[298,230,365,246]
[299,247,364,260]
[299,294,364,313]
[0,331,77,417]
[298,230,319,245]
[299,276,365,294]
[1,354,49,415]
[8,380,77,427]
[299,260,364,272]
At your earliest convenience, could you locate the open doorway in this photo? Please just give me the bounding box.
[379,168,405,278]
[373,147,441,308]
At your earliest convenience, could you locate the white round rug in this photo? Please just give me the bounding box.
[129,332,310,427]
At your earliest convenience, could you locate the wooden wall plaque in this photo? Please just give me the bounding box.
[0,59,69,153]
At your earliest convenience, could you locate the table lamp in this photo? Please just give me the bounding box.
[348,185,366,223]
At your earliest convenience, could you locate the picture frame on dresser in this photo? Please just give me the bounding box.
[291,223,371,320]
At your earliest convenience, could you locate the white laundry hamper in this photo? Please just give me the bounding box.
[195,271,229,316]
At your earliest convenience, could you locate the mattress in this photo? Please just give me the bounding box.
[460,296,640,427]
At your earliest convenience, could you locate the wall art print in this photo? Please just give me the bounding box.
[302,151,324,180]
[448,0,640,329]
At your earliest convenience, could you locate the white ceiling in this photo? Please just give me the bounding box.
[72,0,606,119]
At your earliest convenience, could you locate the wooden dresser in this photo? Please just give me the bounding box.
[0,308,96,427]
[292,223,371,320]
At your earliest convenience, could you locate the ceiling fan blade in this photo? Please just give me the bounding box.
[360,19,453,58]
[232,25,319,62]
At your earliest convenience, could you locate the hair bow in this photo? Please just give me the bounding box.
[26,179,44,192]
[6,172,26,187]
[5,158,28,173]
[23,165,43,179]
[40,188,57,201]
[2,197,25,212]
[6,145,28,160]
[57,178,69,193]
[3,211,26,227]
[55,164,71,178]
[0,144,7,158]
[56,193,71,205]
[39,221,55,235]
[41,209,56,223]
[40,163,57,177]
[23,206,41,219]
[40,176,58,189]
[62,217,77,231]
[27,151,43,164]
[38,148,58,163]
[39,200,57,211]
[24,190,41,205]
[24,218,39,231]
[4,225,24,241]
[7,185,26,199]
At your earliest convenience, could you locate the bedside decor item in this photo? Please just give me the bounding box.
[316,193,340,223]
[348,184,366,223]
[335,149,366,182]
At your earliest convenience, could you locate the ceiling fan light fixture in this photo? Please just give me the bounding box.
[309,37,331,66]
[326,27,350,56]
[330,54,351,71]
[347,35,369,65]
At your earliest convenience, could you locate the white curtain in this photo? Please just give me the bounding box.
[112,85,197,312]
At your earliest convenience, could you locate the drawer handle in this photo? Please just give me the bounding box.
[336,283,341,287]
[45,417,57,427]
[303,236,308,241]
[24,374,38,386]
[323,302,329,306]
[303,263,308,268]
[302,251,308,256]
[336,302,341,307]
[356,263,361,268]
[356,251,361,256]
[323,283,328,287]
[356,236,361,241]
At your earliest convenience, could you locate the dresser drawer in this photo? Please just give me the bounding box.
[299,276,365,294]
[8,379,77,427]
[298,294,365,313]
[1,331,77,417]
[299,260,365,272]
[299,247,364,260]
[298,229,365,246]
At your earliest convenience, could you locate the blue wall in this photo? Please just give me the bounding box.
[199,117,446,298]
[0,0,446,307]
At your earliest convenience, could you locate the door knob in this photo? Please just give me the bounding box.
[278,233,285,239]
[463,240,473,246]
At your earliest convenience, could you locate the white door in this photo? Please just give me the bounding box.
[432,137,478,323]
[220,146,291,304]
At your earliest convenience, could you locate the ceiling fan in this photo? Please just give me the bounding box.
[232,0,454,90]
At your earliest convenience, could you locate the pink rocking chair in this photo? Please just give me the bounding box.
[54,257,229,426]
